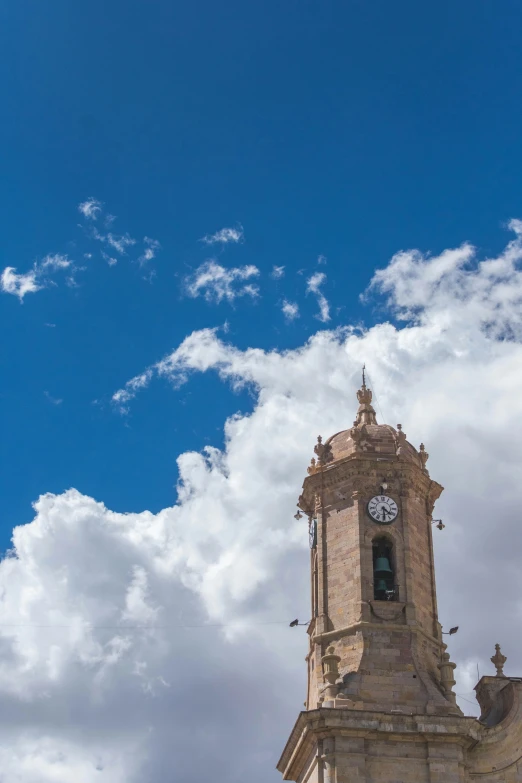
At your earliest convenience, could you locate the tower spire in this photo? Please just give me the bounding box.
[355,365,377,426]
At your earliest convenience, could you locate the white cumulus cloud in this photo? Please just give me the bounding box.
[6,220,522,779]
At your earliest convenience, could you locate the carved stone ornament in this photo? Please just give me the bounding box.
[419,443,429,473]
[349,420,363,452]
[357,384,372,406]
[314,435,332,466]
[438,648,458,705]
[355,381,378,426]
[307,457,317,475]
[321,645,341,700]
[395,424,407,457]
[491,643,507,677]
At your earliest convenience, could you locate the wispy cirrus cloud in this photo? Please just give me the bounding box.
[138,237,161,266]
[111,369,155,414]
[271,265,285,279]
[78,198,102,220]
[107,232,136,254]
[281,300,299,321]
[3,198,162,303]
[306,271,330,322]
[91,227,136,256]
[79,198,161,269]
[184,260,259,304]
[1,254,73,302]
[44,391,63,405]
[102,252,118,267]
[200,225,244,245]
[79,200,161,271]
[40,254,71,272]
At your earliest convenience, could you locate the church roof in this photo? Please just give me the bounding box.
[325,423,419,463]
[310,376,427,472]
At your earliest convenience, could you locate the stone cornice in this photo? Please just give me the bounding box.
[277,707,481,779]
[311,619,442,649]
[298,453,443,514]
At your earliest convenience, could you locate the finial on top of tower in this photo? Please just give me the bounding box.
[419,443,429,473]
[314,435,332,466]
[355,365,378,425]
[357,364,370,401]
[491,644,507,677]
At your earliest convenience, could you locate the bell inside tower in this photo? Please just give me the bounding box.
[372,537,395,601]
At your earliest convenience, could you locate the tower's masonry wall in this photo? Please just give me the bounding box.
[307,459,448,711]
[403,493,438,638]
[305,644,324,709]
[335,735,467,783]
[324,500,362,630]
[321,483,439,640]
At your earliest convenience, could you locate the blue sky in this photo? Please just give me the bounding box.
[3,0,522,541]
[2,3,522,779]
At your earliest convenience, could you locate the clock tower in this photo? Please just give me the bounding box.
[277,376,522,782]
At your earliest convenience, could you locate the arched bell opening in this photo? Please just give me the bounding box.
[372,536,396,601]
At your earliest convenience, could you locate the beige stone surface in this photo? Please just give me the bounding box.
[278,380,522,782]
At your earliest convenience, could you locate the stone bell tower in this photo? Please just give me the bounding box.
[277,376,522,783]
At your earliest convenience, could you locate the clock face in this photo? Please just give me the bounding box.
[309,518,317,549]
[368,495,398,525]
